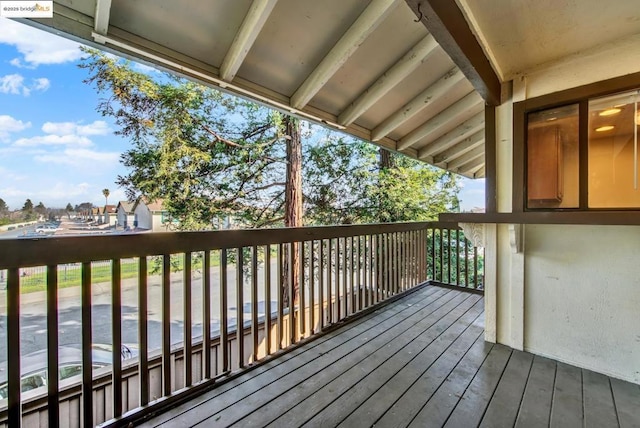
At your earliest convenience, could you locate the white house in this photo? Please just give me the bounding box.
[115,201,135,229]
[132,199,170,232]
[102,205,117,227]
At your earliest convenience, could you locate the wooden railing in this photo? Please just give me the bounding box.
[0,221,483,427]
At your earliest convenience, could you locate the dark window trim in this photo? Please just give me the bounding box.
[513,70,640,213]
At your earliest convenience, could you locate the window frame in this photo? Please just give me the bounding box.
[513,71,640,213]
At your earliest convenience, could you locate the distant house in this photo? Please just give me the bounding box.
[116,201,135,229]
[103,205,117,227]
[133,199,171,231]
[91,207,101,223]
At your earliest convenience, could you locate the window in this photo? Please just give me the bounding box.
[588,91,640,208]
[522,83,640,211]
[527,105,579,209]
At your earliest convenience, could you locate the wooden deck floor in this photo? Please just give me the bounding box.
[141,285,640,428]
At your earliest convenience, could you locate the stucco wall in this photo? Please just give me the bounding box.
[524,225,640,383]
[134,203,152,230]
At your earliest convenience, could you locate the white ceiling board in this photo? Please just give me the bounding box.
[462,0,640,80]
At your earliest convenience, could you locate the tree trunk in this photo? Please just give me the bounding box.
[283,116,303,307]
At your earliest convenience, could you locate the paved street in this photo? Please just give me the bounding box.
[0,261,282,365]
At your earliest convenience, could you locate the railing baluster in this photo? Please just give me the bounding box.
[369,235,374,305]
[456,229,462,286]
[288,243,296,345]
[162,255,172,396]
[7,268,20,428]
[236,248,244,368]
[309,240,315,335]
[46,265,59,428]
[464,234,469,287]
[349,236,358,314]
[203,251,211,379]
[183,253,192,387]
[356,236,362,311]
[277,244,283,349]
[342,237,348,317]
[81,262,93,427]
[474,246,479,289]
[326,239,333,323]
[264,245,271,356]
[220,249,229,373]
[298,242,305,337]
[138,257,149,406]
[318,240,324,330]
[112,259,123,417]
[251,246,259,362]
[335,238,340,321]
[448,228,453,284]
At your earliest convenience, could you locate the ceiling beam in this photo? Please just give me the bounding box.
[291,0,399,109]
[418,111,484,159]
[459,156,485,175]
[405,0,501,106]
[397,91,481,150]
[93,0,112,36]
[338,34,439,127]
[475,165,486,178]
[446,145,484,170]
[371,67,463,141]
[433,129,483,164]
[219,0,279,82]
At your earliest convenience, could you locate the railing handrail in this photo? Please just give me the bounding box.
[0,221,462,269]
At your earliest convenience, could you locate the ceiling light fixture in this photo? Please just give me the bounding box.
[599,108,621,116]
[595,125,615,132]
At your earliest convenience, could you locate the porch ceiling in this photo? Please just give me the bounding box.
[21,0,486,178]
[459,0,640,81]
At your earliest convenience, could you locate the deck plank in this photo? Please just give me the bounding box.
[217,292,479,427]
[191,289,468,427]
[355,307,485,428]
[583,369,619,428]
[294,299,485,428]
[479,349,534,428]
[441,343,512,428]
[514,355,556,427]
[610,377,640,428]
[549,362,583,428]
[145,286,446,427]
[406,335,492,427]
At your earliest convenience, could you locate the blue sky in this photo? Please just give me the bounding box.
[0,17,484,211]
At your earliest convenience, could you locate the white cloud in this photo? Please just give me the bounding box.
[32,77,50,91]
[0,73,23,94]
[0,115,31,141]
[34,148,120,166]
[42,120,110,136]
[0,73,51,95]
[14,134,93,147]
[0,166,26,181]
[0,18,82,66]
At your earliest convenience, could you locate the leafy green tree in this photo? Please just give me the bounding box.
[0,198,8,215]
[22,199,35,221]
[80,48,460,231]
[22,199,33,212]
[65,203,74,219]
[81,47,290,230]
[303,133,459,224]
[35,201,47,217]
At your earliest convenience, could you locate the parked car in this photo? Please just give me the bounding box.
[0,344,136,399]
[35,224,61,234]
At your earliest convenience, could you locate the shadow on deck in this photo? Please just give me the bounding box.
[141,285,640,427]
